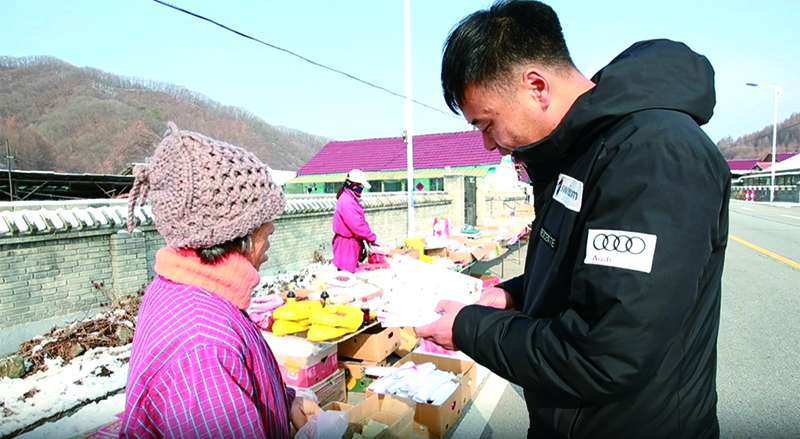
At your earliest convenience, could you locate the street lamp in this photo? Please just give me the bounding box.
[746,82,783,202]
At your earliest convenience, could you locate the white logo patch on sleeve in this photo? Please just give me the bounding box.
[584,229,658,273]
[553,174,583,212]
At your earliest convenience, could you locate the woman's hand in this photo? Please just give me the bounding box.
[290,397,321,431]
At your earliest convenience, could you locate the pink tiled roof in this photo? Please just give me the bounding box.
[727,159,760,171]
[727,152,799,172]
[775,152,798,162]
[297,131,501,175]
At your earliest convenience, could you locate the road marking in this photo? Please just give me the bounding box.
[741,207,753,211]
[780,214,800,220]
[450,372,508,439]
[729,234,800,270]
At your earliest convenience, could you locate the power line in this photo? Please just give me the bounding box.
[720,80,800,136]
[149,0,460,120]
[725,120,800,148]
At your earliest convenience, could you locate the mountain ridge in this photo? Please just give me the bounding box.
[0,56,329,174]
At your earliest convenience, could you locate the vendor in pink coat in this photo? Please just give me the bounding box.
[332,169,379,272]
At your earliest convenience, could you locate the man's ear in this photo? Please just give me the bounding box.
[521,67,551,111]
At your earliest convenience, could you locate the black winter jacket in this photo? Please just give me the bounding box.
[453,40,730,439]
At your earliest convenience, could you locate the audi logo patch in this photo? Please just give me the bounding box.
[585,229,657,273]
[592,233,646,255]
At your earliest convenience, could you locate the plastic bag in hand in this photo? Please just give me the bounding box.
[294,409,348,439]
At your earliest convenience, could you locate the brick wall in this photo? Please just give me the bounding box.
[260,192,456,273]
[0,175,527,333]
[0,230,131,329]
[0,192,457,329]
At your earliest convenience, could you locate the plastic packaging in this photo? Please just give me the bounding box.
[310,304,363,330]
[294,409,348,439]
[271,319,311,335]
[306,325,350,342]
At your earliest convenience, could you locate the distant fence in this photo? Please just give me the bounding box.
[731,185,800,203]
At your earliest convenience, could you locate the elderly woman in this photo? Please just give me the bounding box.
[121,123,317,438]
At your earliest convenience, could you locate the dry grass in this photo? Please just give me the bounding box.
[14,281,146,378]
[311,244,329,264]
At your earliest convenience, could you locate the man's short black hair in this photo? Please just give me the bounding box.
[441,0,575,114]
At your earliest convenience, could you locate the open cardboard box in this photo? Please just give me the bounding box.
[367,352,477,438]
[390,248,420,260]
[447,250,473,264]
[447,234,478,245]
[273,340,338,388]
[424,247,449,259]
[395,327,419,357]
[322,401,354,412]
[469,241,502,261]
[338,325,401,363]
[345,394,416,439]
[302,368,347,408]
[340,358,387,393]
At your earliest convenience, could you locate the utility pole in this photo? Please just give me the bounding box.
[5,139,13,201]
[404,0,415,238]
[746,83,783,202]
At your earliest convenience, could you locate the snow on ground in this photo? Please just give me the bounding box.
[16,393,125,439]
[0,345,130,438]
[0,262,358,438]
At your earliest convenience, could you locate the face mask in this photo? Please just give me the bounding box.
[346,181,364,194]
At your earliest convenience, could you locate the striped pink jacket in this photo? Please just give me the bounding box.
[121,276,294,438]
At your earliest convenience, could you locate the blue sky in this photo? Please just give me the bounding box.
[2,0,799,145]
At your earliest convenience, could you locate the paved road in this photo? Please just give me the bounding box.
[718,201,800,439]
[449,201,800,438]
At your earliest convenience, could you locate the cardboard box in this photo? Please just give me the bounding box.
[448,235,471,245]
[322,401,354,412]
[447,251,473,264]
[391,248,420,260]
[307,368,346,408]
[274,342,338,388]
[338,325,401,362]
[469,241,501,261]
[345,394,416,439]
[340,358,387,393]
[424,247,449,258]
[369,352,477,438]
[395,327,419,357]
[468,273,501,289]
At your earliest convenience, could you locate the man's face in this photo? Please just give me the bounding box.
[459,79,554,156]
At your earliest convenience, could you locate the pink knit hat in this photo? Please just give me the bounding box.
[126,122,285,249]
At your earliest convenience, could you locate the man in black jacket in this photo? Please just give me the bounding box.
[415,1,730,438]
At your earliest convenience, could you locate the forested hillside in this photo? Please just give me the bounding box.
[716,112,800,159]
[0,56,328,173]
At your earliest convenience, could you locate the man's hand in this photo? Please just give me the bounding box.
[290,397,320,431]
[476,287,514,310]
[414,300,466,351]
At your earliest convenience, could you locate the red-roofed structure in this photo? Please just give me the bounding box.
[726,159,761,172]
[727,152,798,177]
[289,131,528,194]
[297,130,498,175]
